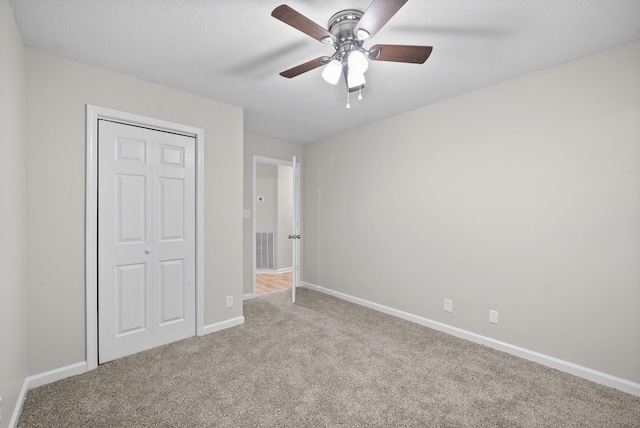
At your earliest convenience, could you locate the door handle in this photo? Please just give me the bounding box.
[145,249,151,254]
[288,235,301,239]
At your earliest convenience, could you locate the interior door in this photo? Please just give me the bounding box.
[291,156,300,303]
[98,120,195,363]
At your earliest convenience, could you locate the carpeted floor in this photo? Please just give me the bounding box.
[18,288,640,427]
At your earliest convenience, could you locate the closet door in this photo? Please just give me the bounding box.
[98,120,195,363]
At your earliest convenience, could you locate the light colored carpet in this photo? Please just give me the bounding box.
[18,288,640,427]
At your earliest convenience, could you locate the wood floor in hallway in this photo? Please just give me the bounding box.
[256,272,292,296]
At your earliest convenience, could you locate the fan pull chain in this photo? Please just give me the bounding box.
[346,90,351,109]
[358,87,363,101]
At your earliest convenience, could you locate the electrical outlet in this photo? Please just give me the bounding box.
[444,298,453,313]
[226,295,234,308]
[489,310,499,324]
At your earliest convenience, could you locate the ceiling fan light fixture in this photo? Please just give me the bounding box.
[348,50,369,74]
[322,59,342,84]
[347,69,366,89]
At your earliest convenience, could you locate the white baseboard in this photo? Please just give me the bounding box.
[26,361,87,389]
[202,316,245,335]
[8,380,28,428]
[243,293,255,301]
[9,361,87,428]
[276,267,293,274]
[8,379,29,428]
[301,281,640,397]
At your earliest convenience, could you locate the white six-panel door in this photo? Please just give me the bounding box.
[98,120,195,364]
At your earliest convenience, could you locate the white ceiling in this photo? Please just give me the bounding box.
[9,0,640,143]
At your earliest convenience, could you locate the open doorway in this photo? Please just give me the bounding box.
[253,157,297,296]
[256,272,292,296]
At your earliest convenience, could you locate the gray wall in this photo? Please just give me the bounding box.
[243,132,303,295]
[25,48,244,376]
[0,1,27,425]
[256,163,278,232]
[302,41,640,383]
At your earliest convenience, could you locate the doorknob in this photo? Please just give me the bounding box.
[145,249,151,254]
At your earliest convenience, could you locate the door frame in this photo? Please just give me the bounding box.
[251,155,301,298]
[85,105,205,370]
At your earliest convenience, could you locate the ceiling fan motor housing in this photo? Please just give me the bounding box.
[327,9,365,59]
[328,9,363,41]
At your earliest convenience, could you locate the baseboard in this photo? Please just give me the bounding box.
[202,316,245,335]
[9,362,87,428]
[301,281,640,397]
[243,293,255,301]
[26,361,87,389]
[276,267,293,274]
[8,379,28,428]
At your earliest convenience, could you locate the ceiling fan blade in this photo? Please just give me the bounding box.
[354,0,408,39]
[368,44,433,64]
[279,56,331,78]
[272,5,336,44]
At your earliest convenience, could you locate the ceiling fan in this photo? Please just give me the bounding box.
[272,0,433,107]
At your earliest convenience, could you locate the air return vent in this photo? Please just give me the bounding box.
[256,232,275,270]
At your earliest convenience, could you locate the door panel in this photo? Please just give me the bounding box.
[117,137,146,162]
[160,178,185,240]
[153,136,195,346]
[160,144,184,167]
[117,263,148,334]
[117,174,147,242]
[99,120,195,363]
[159,259,185,324]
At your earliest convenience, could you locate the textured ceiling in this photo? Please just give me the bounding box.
[9,0,640,143]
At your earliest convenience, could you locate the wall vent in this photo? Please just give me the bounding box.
[256,231,275,270]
